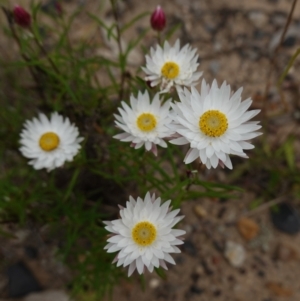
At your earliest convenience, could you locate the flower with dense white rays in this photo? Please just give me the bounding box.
[104,192,186,276]
[169,79,262,169]
[19,112,84,172]
[142,39,202,93]
[114,90,174,155]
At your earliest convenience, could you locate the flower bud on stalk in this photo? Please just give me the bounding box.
[13,5,31,28]
[150,6,166,31]
[54,2,63,15]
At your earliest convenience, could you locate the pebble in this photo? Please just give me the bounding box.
[270,202,300,234]
[182,240,197,256]
[11,229,30,245]
[248,10,268,27]
[7,261,42,298]
[236,217,260,241]
[194,265,204,276]
[248,224,272,251]
[190,285,204,294]
[24,290,71,301]
[269,25,300,52]
[274,242,298,261]
[209,61,220,75]
[282,36,297,47]
[149,278,160,289]
[266,282,293,297]
[193,205,207,218]
[224,241,246,267]
[270,11,287,27]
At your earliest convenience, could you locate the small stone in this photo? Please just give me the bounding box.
[274,242,298,261]
[270,11,287,27]
[209,61,220,75]
[24,290,71,301]
[11,229,30,244]
[7,262,42,298]
[183,240,197,256]
[269,26,300,52]
[224,241,246,267]
[237,217,260,241]
[194,265,204,276]
[190,285,204,294]
[262,242,270,253]
[149,278,160,289]
[282,36,297,48]
[194,205,207,218]
[248,10,268,27]
[270,203,300,234]
[266,282,293,297]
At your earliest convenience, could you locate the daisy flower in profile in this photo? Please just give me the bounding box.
[114,90,174,155]
[142,39,202,93]
[170,79,262,169]
[20,112,83,171]
[104,192,186,276]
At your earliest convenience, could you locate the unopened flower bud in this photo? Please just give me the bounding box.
[13,5,31,28]
[150,6,166,31]
[54,2,63,15]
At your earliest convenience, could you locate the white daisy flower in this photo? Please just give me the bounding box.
[114,90,174,156]
[20,112,84,171]
[142,39,202,93]
[170,79,262,169]
[104,192,186,276]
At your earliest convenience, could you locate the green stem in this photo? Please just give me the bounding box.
[63,168,80,201]
[109,0,126,101]
[30,28,61,75]
[262,0,298,121]
[277,47,300,87]
[157,30,161,45]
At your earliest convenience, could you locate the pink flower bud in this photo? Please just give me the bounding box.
[13,5,31,28]
[54,2,63,15]
[150,6,166,31]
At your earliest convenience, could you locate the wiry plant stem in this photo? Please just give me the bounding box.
[110,0,126,101]
[262,0,298,121]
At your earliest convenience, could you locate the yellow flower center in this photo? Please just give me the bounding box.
[199,110,228,137]
[161,62,180,79]
[132,221,157,247]
[39,132,60,151]
[136,113,157,132]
